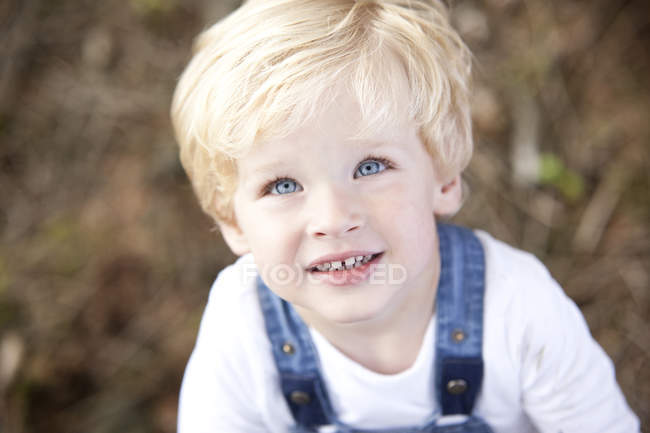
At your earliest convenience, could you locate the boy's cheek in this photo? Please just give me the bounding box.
[376,191,438,241]
[370,183,435,221]
[244,221,301,261]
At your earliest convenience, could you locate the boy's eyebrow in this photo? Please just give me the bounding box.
[239,161,291,187]
[243,159,291,176]
[240,140,402,181]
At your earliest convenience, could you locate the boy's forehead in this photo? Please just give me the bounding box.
[258,76,415,148]
[233,62,419,174]
[243,137,400,170]
[245,104,417,164]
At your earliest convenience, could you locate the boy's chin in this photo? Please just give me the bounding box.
[295,294,398,328]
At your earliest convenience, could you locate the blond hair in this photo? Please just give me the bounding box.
[171,0,472,224]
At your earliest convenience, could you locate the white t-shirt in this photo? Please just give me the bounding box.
[177,231,639,433]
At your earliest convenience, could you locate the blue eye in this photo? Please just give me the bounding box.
[355,159,386,178]
[269,178,302,195]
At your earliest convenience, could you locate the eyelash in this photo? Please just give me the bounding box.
[261,175,295,196]
[259,154,395,197]
[360,154,395,172]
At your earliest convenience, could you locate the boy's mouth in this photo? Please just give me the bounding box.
[308,252,383,272]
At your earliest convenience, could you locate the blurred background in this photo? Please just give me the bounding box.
[0,0,648,431]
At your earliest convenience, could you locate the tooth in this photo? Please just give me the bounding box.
[316,262,331,271]
[331,261,342,270]
[364,255,372,262]
[344,257,355,267]
[355,256,363,262]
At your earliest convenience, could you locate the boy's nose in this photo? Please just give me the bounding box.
[305,184,364,239]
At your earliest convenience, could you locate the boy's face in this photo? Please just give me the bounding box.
[222,84,462,330]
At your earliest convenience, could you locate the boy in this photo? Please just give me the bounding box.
[171,1,639,432]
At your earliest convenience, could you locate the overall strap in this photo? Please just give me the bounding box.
[435,223,486,416]
[256,277,332,429]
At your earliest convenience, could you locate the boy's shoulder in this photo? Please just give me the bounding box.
[473,229,568,319]
[192,253,278,382]
[180,255,293,430]
[474,229,552,282]
[204,253,266,330]
[208,253,259,304]
[474,228,590,366]
[196,254,270,357]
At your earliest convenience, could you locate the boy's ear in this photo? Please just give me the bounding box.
[217,221,251,256]
[432,175,463,216]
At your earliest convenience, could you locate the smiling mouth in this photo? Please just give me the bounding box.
[308,253,383,272]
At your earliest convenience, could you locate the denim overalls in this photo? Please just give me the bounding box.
[256,224,494,433]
